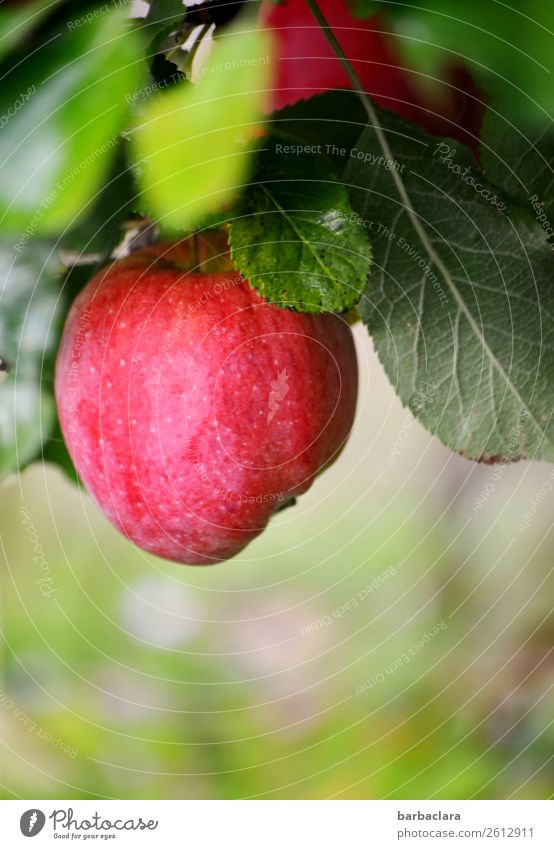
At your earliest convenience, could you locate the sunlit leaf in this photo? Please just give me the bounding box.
[0,8,143,234]
[131,21,272,230]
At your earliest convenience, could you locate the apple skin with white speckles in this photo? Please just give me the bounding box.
[55,234,358,565]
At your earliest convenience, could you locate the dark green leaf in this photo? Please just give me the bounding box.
[229,143,372,313]
[480,111,554,235]
[346,108,554,461]
[0,242,62,474]
[0,7,143,234]
[0,0,54,62]
[270,91,367,172]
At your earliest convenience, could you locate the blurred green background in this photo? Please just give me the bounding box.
[2,326,553,800]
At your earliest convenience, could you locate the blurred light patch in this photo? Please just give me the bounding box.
[119,575,204,649]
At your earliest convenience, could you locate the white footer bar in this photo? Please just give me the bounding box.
[1,800,552,848]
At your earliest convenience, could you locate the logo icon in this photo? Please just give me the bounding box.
[267,369,289,424]
[20,810,46,837]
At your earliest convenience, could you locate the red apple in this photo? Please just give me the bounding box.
[55,233,358,565]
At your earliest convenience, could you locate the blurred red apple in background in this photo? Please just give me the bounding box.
[260,0,484,151]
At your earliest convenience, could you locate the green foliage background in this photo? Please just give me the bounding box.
[1,0,554,801]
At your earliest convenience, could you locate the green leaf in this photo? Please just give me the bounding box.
[130,21,271,231]
[345,108,554,461]
[480,111,554,232]
[229,143,372,313]
[0,7,143,235]
[0,242,62,474]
